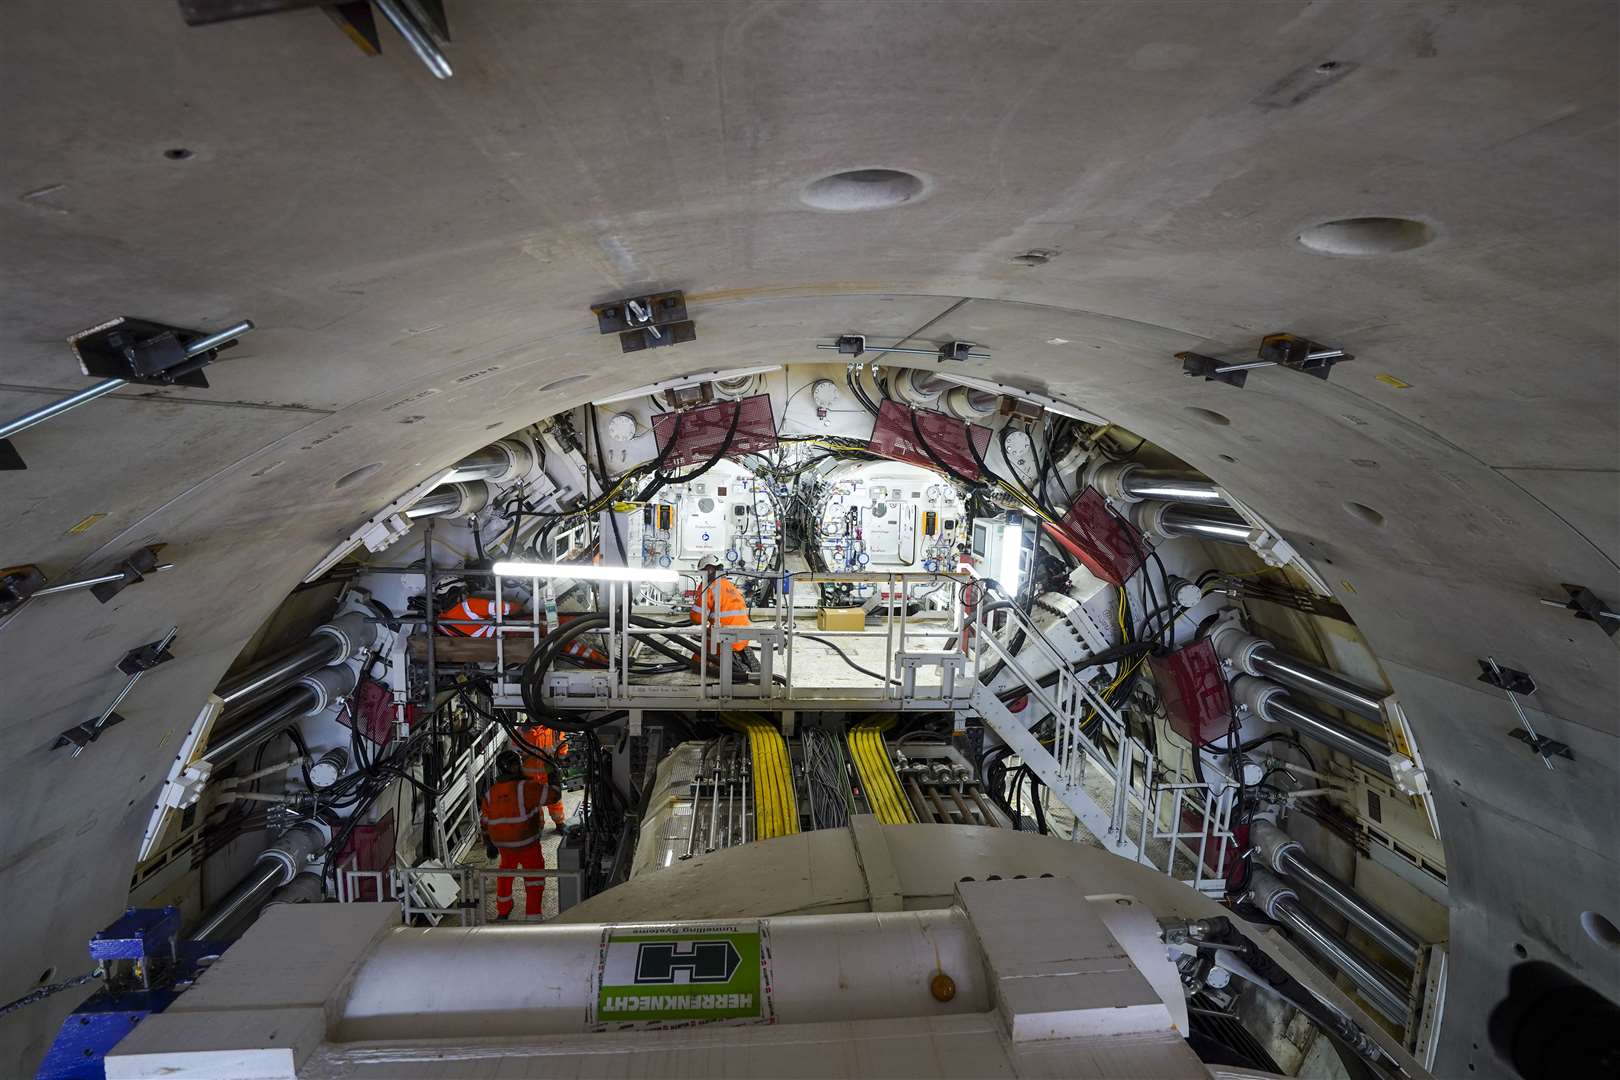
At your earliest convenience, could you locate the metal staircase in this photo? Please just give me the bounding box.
[968,601,1238,894]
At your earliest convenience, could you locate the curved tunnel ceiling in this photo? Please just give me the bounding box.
[2,3,1617,1074]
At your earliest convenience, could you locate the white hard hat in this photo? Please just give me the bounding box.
[698,554,723,570]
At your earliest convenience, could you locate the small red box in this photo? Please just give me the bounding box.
[1058,486,1148,586]
[1149,639,1233,747]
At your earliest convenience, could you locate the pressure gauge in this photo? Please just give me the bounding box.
[811,379,838,407]
[925,484,942,500]
[725,548,741,563]
[606,412,637,443]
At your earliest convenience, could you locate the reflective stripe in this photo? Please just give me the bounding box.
[482,812,538,825]
[714,608,749,618]
[492,836,540,848]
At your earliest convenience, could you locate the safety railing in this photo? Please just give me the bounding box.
[516,571,974,711]
[339,864,580,926]
[435,718,510,862]
[968,597,1237,894]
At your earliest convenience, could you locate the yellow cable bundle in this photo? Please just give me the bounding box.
[846,722,917,825]
[724,715,800,839]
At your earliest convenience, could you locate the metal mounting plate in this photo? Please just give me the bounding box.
[593,291,689,335]
[69,316,227,388]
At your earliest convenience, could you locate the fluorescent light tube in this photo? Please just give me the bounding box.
[492,560,680,585]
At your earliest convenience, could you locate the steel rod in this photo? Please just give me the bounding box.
[373,0,453,78]
[0,320,253,442]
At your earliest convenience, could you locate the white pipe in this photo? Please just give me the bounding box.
[336,908,987,1041]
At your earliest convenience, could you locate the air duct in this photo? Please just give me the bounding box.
[1248,870,1410,1025]
[1250,821,1423,969]
[1211,626,1387,721]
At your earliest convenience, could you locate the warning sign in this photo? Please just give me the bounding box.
[591,921,774,1028]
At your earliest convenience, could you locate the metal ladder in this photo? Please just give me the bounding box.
[969,601,1237,893]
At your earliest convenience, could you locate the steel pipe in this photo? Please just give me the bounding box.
[1212,627,1386,721]
[1251,821,1422,969]
[1230,675,1394,776]
[337,908,989,1041]
[1249,870,1409,1025]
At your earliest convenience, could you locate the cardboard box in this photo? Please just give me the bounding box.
[816,607,866,631]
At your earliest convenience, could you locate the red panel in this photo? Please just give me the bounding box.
[1058,486,1148,586]
[651,394,778,468]
[1149,639,1233,747]
[338,679,394,748]
[867,399,993,480]
[337,808,397,901]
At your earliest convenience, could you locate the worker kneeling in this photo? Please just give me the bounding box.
[691,555,756,675]
[479,749,557,920]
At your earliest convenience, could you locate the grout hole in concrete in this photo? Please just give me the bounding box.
[1299,216,1433,255]
[1513,942,1528,958]
[1218,453,1237,463]
[163,147,194,160]
[334,462,385,490]
[802,168,927,212]
[37,967,55,984]
[1186,406,1231,426]
[1343,500,1385,526]
[1580,911,1620,952]
[1011,250,1055,266]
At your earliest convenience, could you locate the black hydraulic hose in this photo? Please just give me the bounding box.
[797,633,896,684]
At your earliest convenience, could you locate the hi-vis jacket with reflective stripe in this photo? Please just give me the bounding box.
[439,597,515,638]
[518,725,564,784]
[689,577,751,652]
[480,778,544,847]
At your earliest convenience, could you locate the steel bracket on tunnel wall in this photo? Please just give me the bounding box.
[594,291,697,353]
[1179,332,1353,388]
[70,316,243,388]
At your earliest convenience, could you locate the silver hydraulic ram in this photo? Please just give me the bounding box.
[1250,821,1423,970]
[404,480,492,520]
[191,822,327,941]
[212,611,377,721]
[438,439,535,484]
[1248,869,1410,1025]
[1230,674,1397,778]
[1132,500,1254,544]
[1089,461,1227,505]
[1212,625,1387,721]
[203,665,358,768]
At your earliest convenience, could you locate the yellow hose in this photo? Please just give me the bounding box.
[846,722,916,824]
[724,715,799,839]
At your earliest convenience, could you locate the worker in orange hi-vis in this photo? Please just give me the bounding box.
[479,750,554,920]
[438,595,516,637]
[690,555,757,674]
[518,724,569,833]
